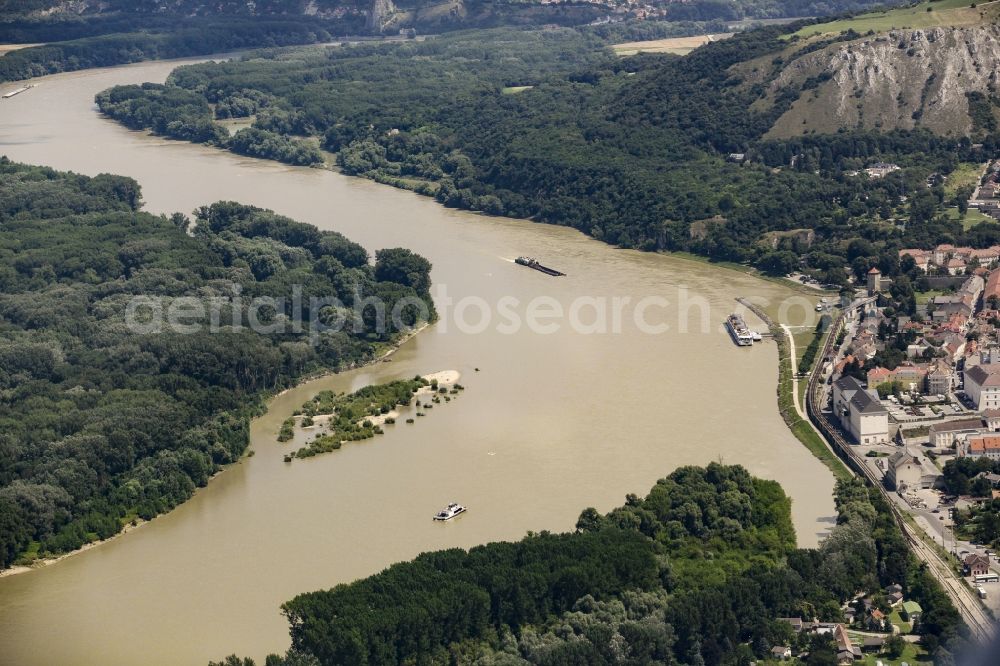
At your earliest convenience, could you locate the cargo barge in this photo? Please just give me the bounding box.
[2,84,35,100]
[515,256,565,276]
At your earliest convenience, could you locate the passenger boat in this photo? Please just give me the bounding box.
[433,502,467,521]
[725,314,754,346]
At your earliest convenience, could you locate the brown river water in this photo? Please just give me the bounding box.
[0,60,835,665]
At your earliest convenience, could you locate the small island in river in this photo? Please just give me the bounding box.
[281,371,464,460]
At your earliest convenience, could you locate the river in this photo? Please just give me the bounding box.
[0,60,836,665]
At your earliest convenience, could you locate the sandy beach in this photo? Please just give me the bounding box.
[297,369,462,433]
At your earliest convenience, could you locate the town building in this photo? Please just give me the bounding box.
[865,162,901,179]
[985,408,1000,430]
[926,360,954,394]
[848,389,890,444]
[867,267,882,297]
[986,269,1000,306]
[881,362,930,391]
[833,375,865,424]
[833,624,861,664]
[965,363,1000,410]
[886,449,941,490]
[862,636,885,653]
[975,471,1000,488]
[777,617,804,632]
[928,417,989,448]
[899,249,931,272]
[959,434,1000,460]
[770,646,792,660]
[833,375,890,444]
[900,245,1000,275]
[964,553,991,577]
[902,601,922,623]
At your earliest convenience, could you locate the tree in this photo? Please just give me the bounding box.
[885,633,905,659]
[756,250,799,277]
[0,161,434,568]
[805,634,838,666]
[0,498,29,568]
[576,507,605,532]
[374,248,432,295]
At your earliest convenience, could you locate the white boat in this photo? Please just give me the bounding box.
[433,502,466,521]
[751,331,763,342]
[725,314,754,346]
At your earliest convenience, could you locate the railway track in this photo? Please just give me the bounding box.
[800,302,995,643]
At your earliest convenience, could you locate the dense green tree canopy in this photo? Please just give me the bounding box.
[94,25,1000,285]
[0,158,432,567]
[213,467,966,665]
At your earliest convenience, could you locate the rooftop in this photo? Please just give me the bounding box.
[850,389,888,415]
[834,375,865,392]
[889,450,920,470]
[965,363,1000,388]
[967,436,1000,453]
[965,553,990,565]
[929,418,985,435]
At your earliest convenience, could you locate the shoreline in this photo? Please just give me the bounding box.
[0,515,149,579]
[741,299,852,483]
[272,321,431,399]
[0,321,433,579]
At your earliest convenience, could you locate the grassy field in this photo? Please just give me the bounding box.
[775,321,854,482]
[889,608,913,634]
[793,330,816,364]
[916,289,946,305]
[945,206,997,229]
[944,161,987,197]
[612,33,734,56]
[856,641,931,665]
[790,0,1000,38]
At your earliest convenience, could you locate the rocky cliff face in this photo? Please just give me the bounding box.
[365,0,396,32]
[767,25,1000,138]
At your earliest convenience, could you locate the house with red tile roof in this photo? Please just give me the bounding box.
[960,434,1000,460]
[964,553,991,577]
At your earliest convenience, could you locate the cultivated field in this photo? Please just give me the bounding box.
[612,33,734,57]
[0,43,41,56]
